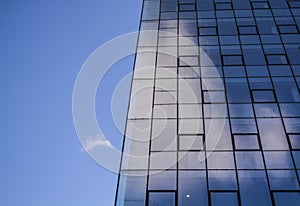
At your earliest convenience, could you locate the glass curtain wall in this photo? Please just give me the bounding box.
[115,0,300,205]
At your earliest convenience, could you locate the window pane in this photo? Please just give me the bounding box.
[264,151,294,169]
[150,152,177,170]
[252,90,275,103]
[155,91,177,104]
[268,170,299,190]
[179,104,202,118]
[273,192,300,206]
[178,171,208,206]
[153,104,177,119]
[151,119,177,151]
[179,56,199,67]
[231,118,257,134]
[283,118,300,133]
[226,78,251,103]
[254,103,280,118]
[224,66,246,77]
[211,192,239,206]
[179,118,203,135]
[235,151,265,169]
[208,170,238,190]
[249,77,272,89]
[273,77,300,103]
[292,151,300,169]
[148,170,177,190]
[204,104,228,118]
[149,192,175,206]
[289,135,300,149]
[128,80,154,118]
[280,103,300,117]
[156,67,177,79]
[217,19,238,35]
[257,118,289,150]
[256,17,277,34]
[178,66,200,78]
[179,135,203,150]
[242,45,266,65]
[116,174,147,206]
[179,151,206,169]
[207,152,235,169]
[179,79,202,103]
[204,91,226,103]
[205,119,233,150]
[238,170,272,206]
[155,79,177,91]
[229,104,254,118]
[234,135,260,150]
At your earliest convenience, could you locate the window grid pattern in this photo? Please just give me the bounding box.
[116,0,300,205]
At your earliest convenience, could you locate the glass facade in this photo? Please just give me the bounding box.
[115,0,300,205]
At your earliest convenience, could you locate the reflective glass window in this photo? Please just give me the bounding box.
[224,66,246,77]
[219,35,239,45]
[279,103,300,117]
[148,170,177,190]
[179,118,203,135]
[240,35,260,44]
[150,152,177,170]
[231,118,257,134]
[289,135,300,149]
[257,118,289,150]
[226,78,251,103]
[148,192,175,206]
[208,170,238,190]
[235,151,265,169]
[268,170,299,190]
[204,91,226,103]
[116,174,147,206]
[179,79,202,103]
[155,79,177,91]
[179,151,206,169]
[151,119,177,151]
[252,90,276,102]
[264,151,294,169]
[178,171,208,206]
[269,65,293,77]
[199,27,217,36]
[238,170,272,206]
[283,118,300,133]
[178,66,200,78]
[254,103,280,118]
[179,135,203,151]
[205,119,233,151]
[179,104,202,118]
[229,104,254,118]
[204,104,228,118]
[153,104,177,119]
[242,45,266,65]
[154,91,177,104]
[207,152,235,169]
[217,19,238,35]
[211,192,239,206]
[292,151,300,169]
[234,135,260,150]
[246,66,269,77]
[273,77,300,102]
[256,17,278,34]
[273,192,300,206]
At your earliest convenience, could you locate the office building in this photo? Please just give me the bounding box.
[115,0,300,205]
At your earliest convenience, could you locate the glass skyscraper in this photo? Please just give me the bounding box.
[115,0,300,205]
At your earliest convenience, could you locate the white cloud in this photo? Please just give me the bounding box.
[80,135,113,152]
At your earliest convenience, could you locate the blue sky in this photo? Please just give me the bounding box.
[0,0,142,205]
